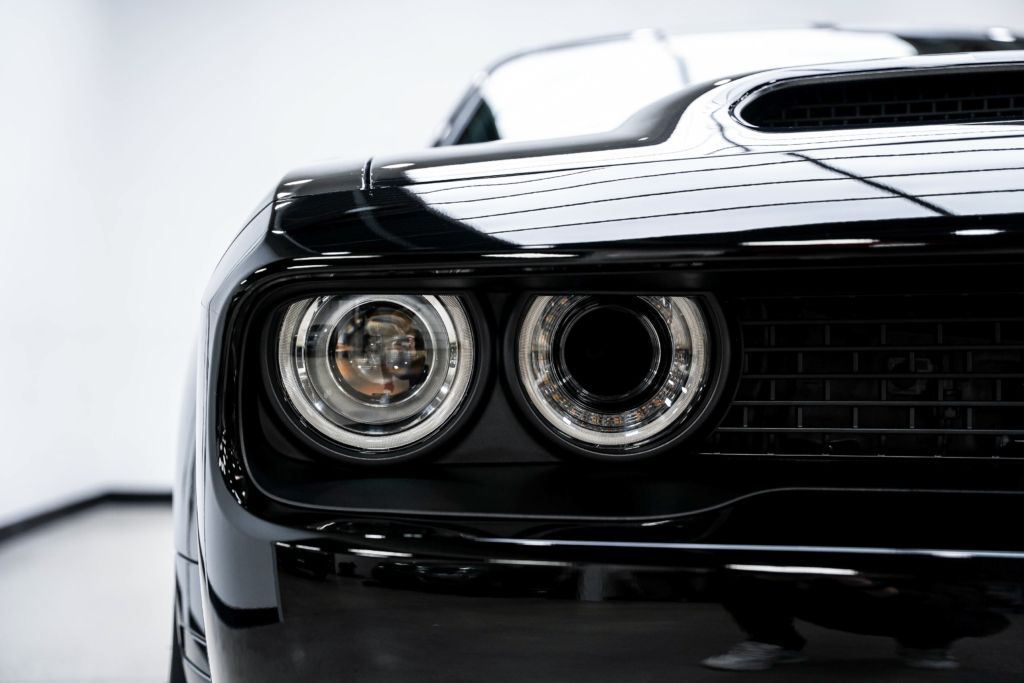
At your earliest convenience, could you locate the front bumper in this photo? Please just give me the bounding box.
[196,462,1024,682]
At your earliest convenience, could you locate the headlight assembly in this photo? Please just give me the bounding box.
[276,294,475,459]
[516,295,713,458]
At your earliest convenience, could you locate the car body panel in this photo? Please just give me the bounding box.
[176,38,1024,682]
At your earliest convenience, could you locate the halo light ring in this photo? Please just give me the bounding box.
[516,294,711,452]
[277,294,475,454]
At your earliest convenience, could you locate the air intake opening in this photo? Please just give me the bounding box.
[737,67,1024,131]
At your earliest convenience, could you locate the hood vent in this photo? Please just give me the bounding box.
[738,67,1024,131]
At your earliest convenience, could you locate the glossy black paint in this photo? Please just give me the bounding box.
[176,49,1024,682]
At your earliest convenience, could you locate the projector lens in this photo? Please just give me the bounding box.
[277,294,474,456]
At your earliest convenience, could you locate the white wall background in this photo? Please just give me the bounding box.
[2,0,1023,526]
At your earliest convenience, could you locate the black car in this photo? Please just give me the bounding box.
[172,26,1024,681]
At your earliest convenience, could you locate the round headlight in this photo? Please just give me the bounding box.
[277,294,474,456]
[516,295,710,455]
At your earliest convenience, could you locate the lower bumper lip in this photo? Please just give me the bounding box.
[197,525,1024,681]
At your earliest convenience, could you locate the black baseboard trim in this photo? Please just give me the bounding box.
[0,490,172,544]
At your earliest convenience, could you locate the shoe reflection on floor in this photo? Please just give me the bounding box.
[702,567,1011,671]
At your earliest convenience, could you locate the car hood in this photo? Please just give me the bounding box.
[272,51,1024,258]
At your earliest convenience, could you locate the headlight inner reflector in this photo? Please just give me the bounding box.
[277,294,474,455]
[517,295,709,452]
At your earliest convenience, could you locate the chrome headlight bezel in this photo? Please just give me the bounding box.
[507,293,729,461]
[269,292,487,464]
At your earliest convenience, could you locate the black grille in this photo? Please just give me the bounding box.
[739,69,1024,130]
[708,293,1024,458]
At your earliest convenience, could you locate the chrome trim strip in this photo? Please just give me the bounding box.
[478,538,1024,560]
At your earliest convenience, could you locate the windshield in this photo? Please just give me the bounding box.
[446,27,1019,145]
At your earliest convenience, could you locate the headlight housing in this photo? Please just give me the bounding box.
[515,294,713,458]
[276,294,475,459]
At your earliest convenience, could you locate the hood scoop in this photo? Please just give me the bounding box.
[737,66,1024,131]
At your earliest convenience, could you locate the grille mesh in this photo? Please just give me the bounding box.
[739,69,1024,130]
[707,293,1024,458]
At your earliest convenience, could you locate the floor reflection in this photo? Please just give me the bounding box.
[704,570,1011,671]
